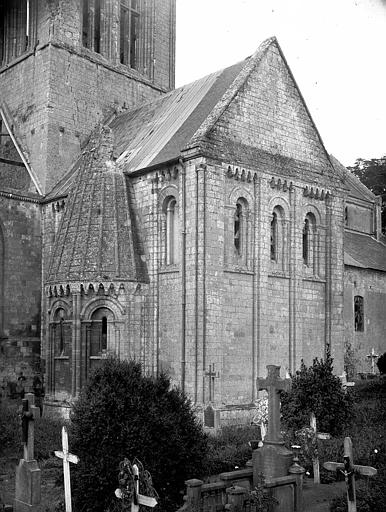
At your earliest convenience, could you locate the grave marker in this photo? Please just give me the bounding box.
[115,463,157,512]
[205,363,219,402]
[54,426,79,512]
[15,394,41,512]
[309,413,331,484]
[256,364,291,444]
[324,437,377,512]
[366,348,379,375]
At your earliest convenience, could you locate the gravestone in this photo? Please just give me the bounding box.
[253,365,293,483]
[15,394,41,512]
[324,437,377,512]
[366,348,379,375]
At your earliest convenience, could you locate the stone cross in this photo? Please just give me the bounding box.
[309,413,331,484]
[22,394,39,461]
[115,463,157,512]
[324,437,377,512]
[205,363,219,402]
[256,365,291,444]
[366,348,379,374]
[340,371,355,391]
[54,426,79,512]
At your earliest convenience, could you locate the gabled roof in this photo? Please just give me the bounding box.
[330,155,375,203]
[0,101,42,195]
[46,36,337,200]
[344,231,386,272]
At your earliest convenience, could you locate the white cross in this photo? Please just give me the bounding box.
[367,348,379,374]
[115,463,157,511]
[310,413,331,484]
[54,426,79,512]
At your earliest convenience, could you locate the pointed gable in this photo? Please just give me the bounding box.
[188,37,337,183]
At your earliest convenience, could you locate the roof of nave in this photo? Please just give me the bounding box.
[47,35,339,201]
[344,230,386,272]
[46,125,148,285]
[330,155,376,203]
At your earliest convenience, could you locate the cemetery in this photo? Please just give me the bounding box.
[0,355,385,512]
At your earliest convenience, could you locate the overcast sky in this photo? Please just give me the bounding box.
[175,0,386,167]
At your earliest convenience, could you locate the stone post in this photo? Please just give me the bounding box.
[182,479,203,511]
[225,486,247,512]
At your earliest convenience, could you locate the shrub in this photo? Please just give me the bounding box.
[376,352,386,375]
[0,401,20,456]
[70,358,208,512]
[281,353,354,437]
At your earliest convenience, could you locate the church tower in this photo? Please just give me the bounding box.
[0,0,176,193]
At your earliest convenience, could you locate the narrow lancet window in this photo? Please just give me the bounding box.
[354,296,364,332]
[270,212,278,261]
[101,316,107,351]
[234,202,242,255]
[303,217,310,265]
[165,197,178,265]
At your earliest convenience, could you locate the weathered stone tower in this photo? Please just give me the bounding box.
[0,0,176,194]
[0,0,175,399]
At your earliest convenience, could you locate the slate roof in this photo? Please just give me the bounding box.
[45,37,276,200]
[330,155,375,203]
[344,231,386,272]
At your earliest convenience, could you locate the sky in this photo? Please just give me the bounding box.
[175,0,386,167]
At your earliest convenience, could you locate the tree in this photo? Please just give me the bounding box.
[348,156,386,233]
[70,358,208,512]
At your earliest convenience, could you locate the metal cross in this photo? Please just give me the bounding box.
[324,437,377,512]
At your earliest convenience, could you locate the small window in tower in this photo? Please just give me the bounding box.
[94,0,101,54]
[59,318,65,355]
[344,206,348,226]
[82,0,90,48]
[354,295,364,332]
[120,0,139,68]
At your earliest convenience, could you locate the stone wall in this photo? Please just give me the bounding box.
[344,266,386,374]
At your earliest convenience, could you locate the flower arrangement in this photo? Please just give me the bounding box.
[252,397,268,426]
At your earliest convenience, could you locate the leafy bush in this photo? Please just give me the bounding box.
[203,425,256,476]
[376,352,386,374]
[0,399,63,460]
[281,353,354,437]
[69,358,208,512]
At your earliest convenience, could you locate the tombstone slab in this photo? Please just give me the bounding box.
[15,460,41,512]
[14,394,41,512]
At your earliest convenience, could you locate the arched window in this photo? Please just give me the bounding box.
[303,217,310,265]
[234,202,242,254]
[90,307,114,356]
[120,0,140,68]
[165,197,178,265]
[354,296,364,332]
[270,211,278,261]
[53,308,69,356]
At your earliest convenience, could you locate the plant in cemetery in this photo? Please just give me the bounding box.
[377,352,386,374]
[280,352,354,437]
[69,358,208,512]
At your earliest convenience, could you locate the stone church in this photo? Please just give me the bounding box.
[0,0,385,419]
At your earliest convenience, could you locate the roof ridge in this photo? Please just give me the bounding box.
[186,37,276,149]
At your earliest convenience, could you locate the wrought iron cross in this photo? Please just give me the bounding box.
[324,437,377,512]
